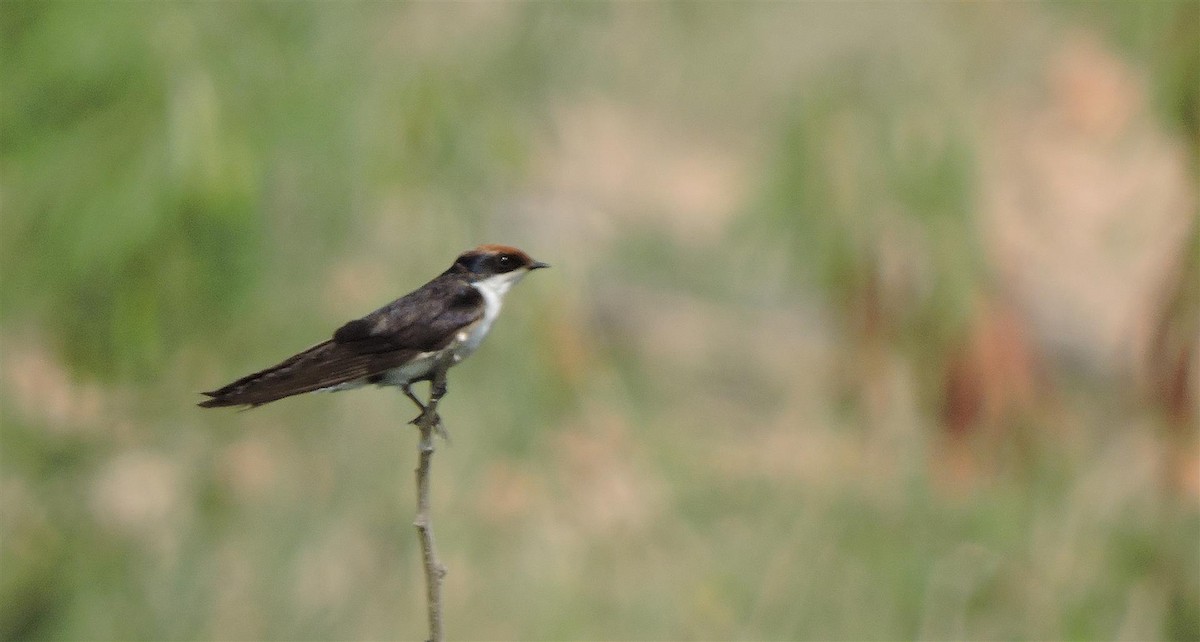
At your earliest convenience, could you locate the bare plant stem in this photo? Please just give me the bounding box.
[413,366,449,642]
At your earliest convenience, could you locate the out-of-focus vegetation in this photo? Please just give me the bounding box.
[2,4,1196,640]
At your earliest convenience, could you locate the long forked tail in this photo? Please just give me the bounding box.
[199,341,372,408]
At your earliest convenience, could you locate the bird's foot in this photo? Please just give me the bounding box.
[408,409,440,429]
[409,410,451,442]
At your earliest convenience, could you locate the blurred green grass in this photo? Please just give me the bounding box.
[2,3,1197,641]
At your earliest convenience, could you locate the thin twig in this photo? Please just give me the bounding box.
[413,365,449,642]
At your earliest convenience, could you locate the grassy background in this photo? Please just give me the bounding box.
[2,3,1197,640]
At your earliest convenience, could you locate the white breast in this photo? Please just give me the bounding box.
[454,269,525,361]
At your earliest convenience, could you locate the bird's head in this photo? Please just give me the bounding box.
[453,245,549,286]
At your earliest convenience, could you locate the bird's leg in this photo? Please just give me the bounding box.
[402,379,450,442]
[426,369,450,442]
[401,383,428,415]
[429,374,448,405]
[401,383,440,429]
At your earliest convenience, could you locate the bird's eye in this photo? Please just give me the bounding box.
[498,255,512,267]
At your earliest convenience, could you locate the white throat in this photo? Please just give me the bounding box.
[458,268,525,355]
[470,269,527,333]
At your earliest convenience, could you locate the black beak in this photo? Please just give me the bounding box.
[529,261,550,270]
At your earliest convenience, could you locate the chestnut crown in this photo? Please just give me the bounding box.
[453,245,549,277]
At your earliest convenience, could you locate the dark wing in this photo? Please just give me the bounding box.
[332,274,484,354]
[199,275,483,408]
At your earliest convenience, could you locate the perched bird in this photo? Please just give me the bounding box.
[199,244,548,428]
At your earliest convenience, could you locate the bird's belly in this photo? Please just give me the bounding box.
[452,317,492,360]
[378,353,440,386]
